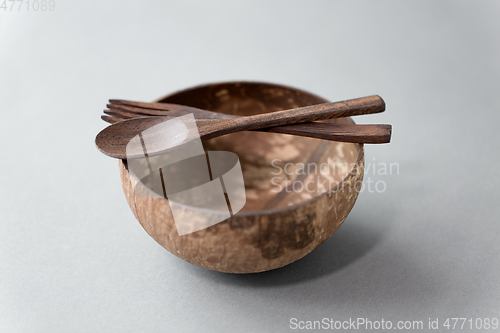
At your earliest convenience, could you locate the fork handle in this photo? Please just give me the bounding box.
[262,123,391,144]
[228,95,385,131]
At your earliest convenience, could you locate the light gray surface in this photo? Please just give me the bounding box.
[1,1,499,332]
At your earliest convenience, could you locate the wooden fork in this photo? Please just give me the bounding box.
[102,98,392,144]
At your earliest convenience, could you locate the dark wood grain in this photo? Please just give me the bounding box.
[104,99,391,143]
[101,115,119,124]
[96,96,389,159]
[103,111,391,144]
[261,123,391,143]
[107,103,224,119]
[107,96,386,140]
[209,95,384,135]
[110,96,384,121]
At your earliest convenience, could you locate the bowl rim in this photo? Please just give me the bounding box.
[122,80,364,217]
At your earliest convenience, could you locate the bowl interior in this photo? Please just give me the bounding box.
[153,82,361,212]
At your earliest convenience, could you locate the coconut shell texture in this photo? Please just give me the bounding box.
[119,82,364,273]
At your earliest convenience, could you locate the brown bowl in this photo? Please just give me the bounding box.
[118,81,364,273]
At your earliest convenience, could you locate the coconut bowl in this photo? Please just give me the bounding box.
[118,81,364,273]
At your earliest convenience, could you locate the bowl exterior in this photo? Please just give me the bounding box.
[119,81,365,273]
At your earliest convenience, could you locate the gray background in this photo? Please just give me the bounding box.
[1,1,499,332]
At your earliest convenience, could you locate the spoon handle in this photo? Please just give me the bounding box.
[226,95,385,132]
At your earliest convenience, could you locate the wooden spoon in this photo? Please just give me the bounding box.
[104,98,386,140]
[102,102,392,145]
[96,95,390,159]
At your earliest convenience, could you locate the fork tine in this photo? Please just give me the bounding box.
[110,99,171,111]
[109,99,223,117]
[102,111,178,124]
[107,103,223,119]
[104,109,137,119]
[109,99,244,120]
[107,103,169,116]
[109,99,214,116]
[101,115,119,124]
[105,108,178,120]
